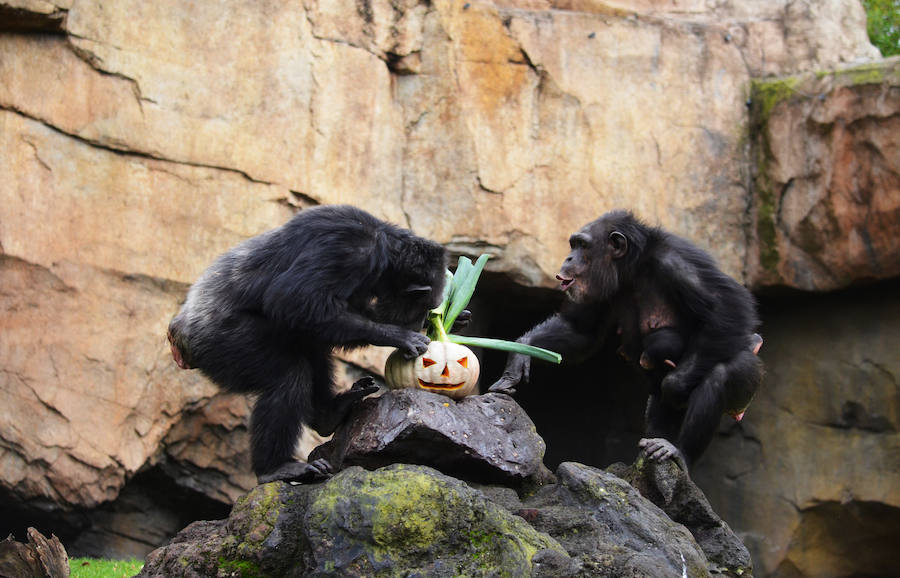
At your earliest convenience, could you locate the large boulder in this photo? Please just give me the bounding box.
[139,390,750,577]
[139,465,573,578]
[310,389,551,485]
[138,462,739,577]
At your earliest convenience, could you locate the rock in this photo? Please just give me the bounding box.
[609,457,752,575]
[139,465,572,577]
[748,57,900,291]
[0,527,69,578]
[310,389,552,486]
[515,462,711,577]
[139,462,727,577]
[692,281,900,577]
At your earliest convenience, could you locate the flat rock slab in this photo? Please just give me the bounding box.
[311,389,548,485]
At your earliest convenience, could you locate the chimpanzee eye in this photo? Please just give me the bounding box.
[422,358,437,367]
[457,357,468,368]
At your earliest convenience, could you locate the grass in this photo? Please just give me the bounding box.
[69,558,144,578]
[863,0,900,56]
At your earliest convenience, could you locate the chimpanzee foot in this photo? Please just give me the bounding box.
[639,438,688,471]
[750,333,763,355]
[257,458,333,485]
[335,376,379,412]
[349,376,379,395]
[487,378,517,396]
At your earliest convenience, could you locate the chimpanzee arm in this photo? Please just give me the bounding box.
[260,250,430,358]
[652,244,725,402]
[676,363,728,465]
[489,302,611,394]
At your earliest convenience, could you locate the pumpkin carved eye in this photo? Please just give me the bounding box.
[457,357,468,368]
[422,358,437,367]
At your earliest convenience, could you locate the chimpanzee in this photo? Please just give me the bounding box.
[167,205,447,484]
[490,210,763,468]
[639,327,685,372]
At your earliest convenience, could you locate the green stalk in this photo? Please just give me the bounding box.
[443,254,489,333]
[422,252,563,365]
[429,312,450,342]
[448,334,562,364]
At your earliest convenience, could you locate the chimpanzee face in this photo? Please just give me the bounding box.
[556,219,629,303]
[363,269,447,330]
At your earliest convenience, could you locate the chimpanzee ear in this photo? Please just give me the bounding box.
[608,231,628,259]
[405,284,432,296]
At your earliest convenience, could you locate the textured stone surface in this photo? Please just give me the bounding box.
[138,463,730,577]
[139,465,573,578]
[748,58,900,291]
[692,281,900,577]
[311,389,549,484]
[610,456,751,575]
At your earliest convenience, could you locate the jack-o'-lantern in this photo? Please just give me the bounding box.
[384,340,480,400]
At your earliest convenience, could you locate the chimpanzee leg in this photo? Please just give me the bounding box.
[250,362,332,484]
[645,394,684,441]
[303,347,379,437]
[722,349,764,419]
[677,363,728,465]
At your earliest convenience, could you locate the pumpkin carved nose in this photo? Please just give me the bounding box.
[440,364,450,378]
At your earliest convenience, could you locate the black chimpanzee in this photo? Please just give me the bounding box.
[167,205,447,484]
[490,210,763,468]
[639,327,685,372]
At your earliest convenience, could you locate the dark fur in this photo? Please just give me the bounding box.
[491,210,762,467]
[640,327,685,371]
[168,205,447,482]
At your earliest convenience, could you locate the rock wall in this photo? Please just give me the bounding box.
[1,0,897,576]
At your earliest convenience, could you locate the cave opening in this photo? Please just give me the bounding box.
[0,467,231,560]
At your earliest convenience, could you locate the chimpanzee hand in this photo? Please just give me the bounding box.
[257,458,334,485]
[398,330,431,359]
[450,309,472,332]
[488,353,531,395]
[638,438,688,471]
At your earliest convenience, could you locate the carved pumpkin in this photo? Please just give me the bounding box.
[384,341,480,400]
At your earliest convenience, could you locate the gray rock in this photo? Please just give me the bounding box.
[609,457,752,576]
[513,462,711,577]
[138,461,741,577]
[139,464,571,578]
[311,389,552,486]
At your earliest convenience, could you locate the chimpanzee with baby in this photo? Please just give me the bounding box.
[491,210,763,468]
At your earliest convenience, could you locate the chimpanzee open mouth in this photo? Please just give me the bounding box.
[556,274,575,290]
[418,379,464,390]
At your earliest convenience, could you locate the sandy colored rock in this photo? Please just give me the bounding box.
[748,58,900,291]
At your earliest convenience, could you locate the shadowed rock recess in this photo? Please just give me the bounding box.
[139,389,750,577]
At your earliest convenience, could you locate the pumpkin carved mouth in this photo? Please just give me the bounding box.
[417,379,464,390]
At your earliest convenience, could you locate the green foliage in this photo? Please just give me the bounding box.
[428,255,562,364]
[69,558,143,578]
[863,0,900,57]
